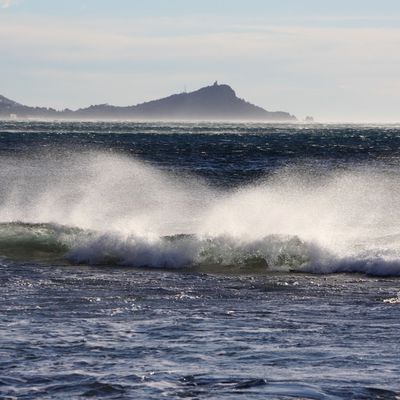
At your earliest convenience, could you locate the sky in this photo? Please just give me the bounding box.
[0,0,400,122]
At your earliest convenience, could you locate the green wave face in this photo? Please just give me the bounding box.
[0,222,83,262]
[1,222,400,277]
[0,222,312,271]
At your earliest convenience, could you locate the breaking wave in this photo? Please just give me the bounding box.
[1,152,400,276]
[1,222,400,276]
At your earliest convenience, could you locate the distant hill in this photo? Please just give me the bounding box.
[0,94,58,119]
[0,82,296,121]
[0,94,20,108]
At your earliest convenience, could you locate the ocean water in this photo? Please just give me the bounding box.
[1,121,400,399]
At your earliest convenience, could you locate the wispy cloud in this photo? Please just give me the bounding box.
[0,0,15,9]
[1,17,399,69]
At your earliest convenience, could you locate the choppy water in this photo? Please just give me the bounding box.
[1,121,400,399]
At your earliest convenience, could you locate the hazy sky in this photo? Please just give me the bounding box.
[1,0,399,121]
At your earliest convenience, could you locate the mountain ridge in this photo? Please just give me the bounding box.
[0,82,296,121]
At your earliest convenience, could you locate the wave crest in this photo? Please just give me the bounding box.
[1,222,400,276]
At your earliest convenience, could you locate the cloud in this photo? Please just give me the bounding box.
[0,0,15,9]
[1,18,399,80]
[1,18,399,78]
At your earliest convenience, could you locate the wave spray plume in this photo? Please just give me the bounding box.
[1,152,400,275]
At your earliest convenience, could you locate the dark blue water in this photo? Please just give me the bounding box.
[2,121,400,185]
[1,121,400,399]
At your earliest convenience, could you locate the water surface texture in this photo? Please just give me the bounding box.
[1,121,400,399]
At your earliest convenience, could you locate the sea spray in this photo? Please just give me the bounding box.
[0,152,216,236]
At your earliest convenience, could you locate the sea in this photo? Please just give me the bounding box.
[1,121,400,399]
